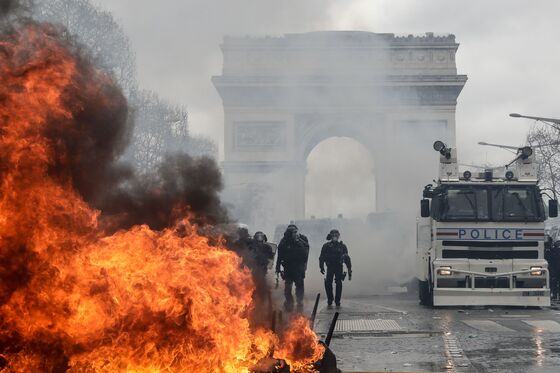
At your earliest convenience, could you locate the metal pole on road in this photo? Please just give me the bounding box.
[310,293,320,329]
[324,312,339,347]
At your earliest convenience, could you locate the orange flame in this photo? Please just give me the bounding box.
[0,23,323,372]
[277,316,325,371]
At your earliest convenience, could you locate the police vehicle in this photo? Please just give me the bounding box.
[416,141,558,306]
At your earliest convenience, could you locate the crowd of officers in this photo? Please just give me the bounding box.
[237,224,352,312]
[242,225,560,309]
[241,224,560,308]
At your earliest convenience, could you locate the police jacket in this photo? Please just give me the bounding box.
[248,241,275,269]
[319,241,349,269]
[549,240,560,274]
[276,234,309,274]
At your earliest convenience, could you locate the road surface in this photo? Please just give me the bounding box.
[312,293,560,373]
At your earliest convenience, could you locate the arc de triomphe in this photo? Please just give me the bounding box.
[213,31,467,228]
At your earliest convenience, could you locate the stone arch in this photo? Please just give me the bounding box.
[305,136,376,219]
[213,31,467,231]
[300,121,377,161]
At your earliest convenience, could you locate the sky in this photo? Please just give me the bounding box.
[94,0,560,168]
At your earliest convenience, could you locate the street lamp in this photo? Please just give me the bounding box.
[478,140,560,152]
[509,113,560,126]
[478,141,535,168]
[477,141,519,152]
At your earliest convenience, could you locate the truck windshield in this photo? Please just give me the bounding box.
[439,187,489,221]
[433,185,544,222]
[492,186,540,221]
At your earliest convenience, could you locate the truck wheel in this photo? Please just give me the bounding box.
[419,279,433,306]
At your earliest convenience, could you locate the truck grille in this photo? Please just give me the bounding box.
[442,249,538,259]
[474,277,510,288]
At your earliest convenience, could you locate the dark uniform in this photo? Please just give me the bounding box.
[319,229,352,307]
[248,231,275,320]
[276,224,309,312]
[248,231,275,273]
[546,236,560,300]
[232,226,252,253]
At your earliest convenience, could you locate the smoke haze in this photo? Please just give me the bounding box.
[22,0,560,297]
[94,0,560,168]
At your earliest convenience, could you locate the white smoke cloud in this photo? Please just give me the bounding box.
[92,0,560,296]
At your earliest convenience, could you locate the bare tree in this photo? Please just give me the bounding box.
[126,91,217,174]
[127,90,187,173]
[33,0,218,173]
[34,0,137,95]
[527,124,560,197]
[188,134,218,158]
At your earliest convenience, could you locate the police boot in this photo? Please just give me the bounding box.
[324,280,334,307]
[335,280,343,308]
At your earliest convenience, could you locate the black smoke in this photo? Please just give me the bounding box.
[99,154,228,230]
[43,28,227,230]
[44,47,228,230]
[0,0,21,15]
[0,0,30,23]
[0,2,228,229]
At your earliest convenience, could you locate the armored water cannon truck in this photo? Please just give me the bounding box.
[417,140,559,307]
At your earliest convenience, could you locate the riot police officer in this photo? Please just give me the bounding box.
[320,229,352,308]
[248,231,275,274]
[276,224,309,312]
[232,224,252,253]
[248,231,276,317]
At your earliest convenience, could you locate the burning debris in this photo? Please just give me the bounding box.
[0,4,324,372]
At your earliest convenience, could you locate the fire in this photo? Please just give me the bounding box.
[277,316,325,371]
[0,22,323,373]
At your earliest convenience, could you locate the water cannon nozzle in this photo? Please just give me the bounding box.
[433,140,445,152]
[433,140,451,158]
[521,146,533,159]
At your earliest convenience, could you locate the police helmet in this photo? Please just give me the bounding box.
[326,229,340,241]
[253,231,268,242]
[286,224,298,234]
[237,225,249,238]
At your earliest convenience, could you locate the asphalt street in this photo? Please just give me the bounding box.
[312,294,560,373]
